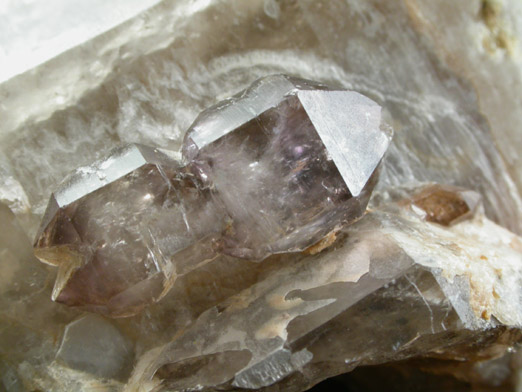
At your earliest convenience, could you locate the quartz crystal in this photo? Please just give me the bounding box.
[3,0,522,390]
[184,75,391,258]
[33,75,391,316]
[128,184,522,392]
[33,144,226,317]
[56,314,134,380]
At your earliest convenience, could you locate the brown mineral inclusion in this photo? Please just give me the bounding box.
[411,184,482,226]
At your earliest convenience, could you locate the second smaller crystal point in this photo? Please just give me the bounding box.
[33,75,392,317]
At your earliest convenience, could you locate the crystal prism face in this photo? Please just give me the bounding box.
[184,75,391,258]
[56,314,134,379]
[34,144,225,317]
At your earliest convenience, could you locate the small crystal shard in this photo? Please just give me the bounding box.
[33,75,392,316]
[409,184,482,226]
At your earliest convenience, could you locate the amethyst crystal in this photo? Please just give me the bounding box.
[184,75,391,258]
[34,144,226,317]
[33,75,392,316]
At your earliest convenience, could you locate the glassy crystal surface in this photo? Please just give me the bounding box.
[184,75,391,258]
[34,144,226,317]
[3,0,522,390]
[56,314,134,380]
[33,75,391,316]
[128,186,522,391]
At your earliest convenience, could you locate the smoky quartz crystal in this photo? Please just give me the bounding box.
[33,75,392,317]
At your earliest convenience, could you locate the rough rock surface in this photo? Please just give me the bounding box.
[127,185,522,391]
[1,0,522,391]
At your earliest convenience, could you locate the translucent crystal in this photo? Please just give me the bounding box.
[129,184,522,392]
[56,314,134,379]
[34,144,225,317]
[409,184,482,226]
[184,75,391,258]
[33,75,391,316]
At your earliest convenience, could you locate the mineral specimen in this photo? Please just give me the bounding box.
[3,0,522,391]
[409,184,482,226]
[33,75,391,317]
[184,75,391,258]
[33,143,225,317]
[128,184,522,392]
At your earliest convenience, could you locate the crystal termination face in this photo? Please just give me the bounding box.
[33,75,392,317]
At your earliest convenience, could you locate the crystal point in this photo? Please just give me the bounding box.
[34,75,391,316]
[34,144,224,317]
[184,75,391,258]
[296,88,387,197]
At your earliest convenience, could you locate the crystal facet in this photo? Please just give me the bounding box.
[33,75,392,316]
[56,314,134,380]
[184,75,391,258]
[34,144,226,317]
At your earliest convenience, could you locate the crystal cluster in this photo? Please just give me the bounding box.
[33,75,392,317]
[128,183,522,392]
[3,0,522,390]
